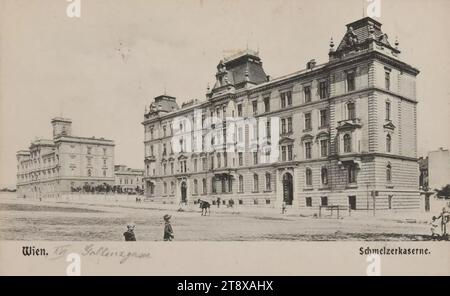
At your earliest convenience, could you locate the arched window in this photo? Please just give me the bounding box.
[238,175,244,192]
[321,167,328,185]
[170,181,175,194]
[305,168,313,186]
[347,102,356,120]
[386,134,392,153]
[163,182,167,195]
[386,164,392,182]
[253,174,259,192]
[193,179,198,195]
[211,177,216,193]
[344,134,352,153]
[202,178,207,194]
[265,172,271,190]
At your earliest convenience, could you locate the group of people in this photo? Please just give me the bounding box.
[123,214,174,241]
[430,207,450,240]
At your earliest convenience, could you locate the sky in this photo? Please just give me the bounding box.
[1,0,449,187]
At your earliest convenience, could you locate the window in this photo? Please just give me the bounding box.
[202,157,207,171]
[266,120,271,138]
[252,100,258,115]
[347,71,355,92]
[238,175,244,192]
[253,152,258,165]
[163,163,167,175]
[348,165,357,184]
[87,147,92,155]
[287,117,293,133]
[287,145,293,161]
[253,174,259,192]
[163,182,167,194]
[170,182,175,195]
[103,159,107,166]
[319,81,328,99]
[103,148,107,155]
[385,101,391,121]
[343,134,352,153]
[320,109,328,127]
[347,102,356,120]
[281,118,287,134]
[163,126,167,137]
[150,145,154,156]
[238,152,243,166]
[238,127,243,142]
[87,157,92,166]
[386,134,392,153]
[217,153,221,168]
[193,179,198,195]
[305,168,313,186]
[212,177,216,193]
[194,159,198,172]
[306,197,312,207]
[320,139,328,157]
[385,70,391,90]
[265,172,271,190]
[321,196,328,206]
[264,97,270,112]
[304,86,311,103]
[282,146,287,161]
[386,164,392,182]
[87,169,92,177]
[210,155,214,169]
[222,106,227,118]
[163,144,167,156]
[150,128,154,140]
[170,162,174,174]
[237,104,243,117]
[304,113,312,130]
[202,178,207,194]
[321,167,328,185]
[305,142,312,159]
[280,91,292,108]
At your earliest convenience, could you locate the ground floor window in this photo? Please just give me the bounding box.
[320,196,328,206]
[305,197,312,207]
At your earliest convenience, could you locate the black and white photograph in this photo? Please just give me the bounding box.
[0,0,449,277]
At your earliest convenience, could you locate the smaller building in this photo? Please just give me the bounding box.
[16,117,115,198]
[114,165,144,194]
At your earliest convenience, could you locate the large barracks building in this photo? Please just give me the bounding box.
[142,17,420,210]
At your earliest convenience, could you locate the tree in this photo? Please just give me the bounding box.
[435,184,450,199]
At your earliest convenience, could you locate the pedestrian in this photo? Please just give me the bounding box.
[282,201,287,214]
[123,223,136,241]
[163,214,174,241]
[430,216,439,239]
[217,197,221,208]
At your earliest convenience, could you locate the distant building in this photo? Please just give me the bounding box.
[16,117,115,198]
[142,17,421,210]
[114,165,144,193]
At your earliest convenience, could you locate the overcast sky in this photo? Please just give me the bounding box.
[1,0,449,187]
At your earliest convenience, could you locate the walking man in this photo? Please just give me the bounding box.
[163,214,174,241]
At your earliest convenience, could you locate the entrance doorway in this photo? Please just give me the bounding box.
[282,173,293,205]
[181,182,187,204]
[348,196,356,210]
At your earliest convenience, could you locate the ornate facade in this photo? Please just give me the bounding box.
[142,17,421,210]
[16,118,115,198]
